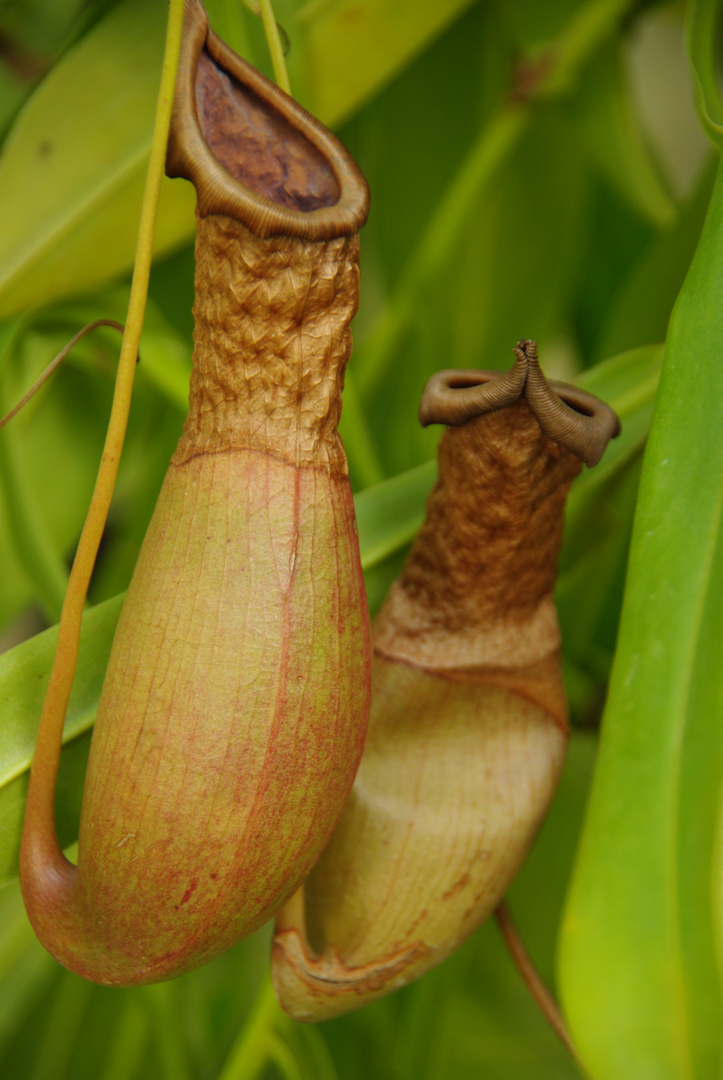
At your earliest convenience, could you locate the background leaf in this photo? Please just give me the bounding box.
[289,0,482,125]
[0,0,196,320]
[0,594,122,884]
[559,149,723,1080]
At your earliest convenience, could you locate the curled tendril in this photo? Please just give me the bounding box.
[0,320,127,430]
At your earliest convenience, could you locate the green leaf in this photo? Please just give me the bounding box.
[0,594,123,885]
[0,319,69,622]
[559,149,723,1080]
[292,0,480,126]
[355,460,435,569]
[0,295,189,629]
[0,315,127,629]
[0,0,196,320]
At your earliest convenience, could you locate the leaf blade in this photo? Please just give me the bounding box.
[0,0,195,319]
[559,151,723,1080]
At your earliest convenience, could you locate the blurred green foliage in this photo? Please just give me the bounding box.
[0,0,719,1076]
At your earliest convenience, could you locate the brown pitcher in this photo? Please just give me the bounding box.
[272,341,619,1019]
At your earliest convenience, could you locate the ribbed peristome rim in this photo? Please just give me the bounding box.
[419,342,621,468]
[166,0,370,240]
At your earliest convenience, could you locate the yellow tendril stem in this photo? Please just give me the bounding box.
[259,0,291,95]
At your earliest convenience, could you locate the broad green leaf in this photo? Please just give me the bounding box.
[0,0,196,320]
[0,405,68,623]
[501,0,594,50]
[559,151,723,1080]
[0,0,89,139]
[0,319,69,622]
[0,59,29,141]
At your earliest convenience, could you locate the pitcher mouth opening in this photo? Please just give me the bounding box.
[418,342,621,468]
[425,368,611,418]
[166,0,370,240]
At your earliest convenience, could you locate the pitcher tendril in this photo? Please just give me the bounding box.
[495,901,579,1061]
[0,320,126,430]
